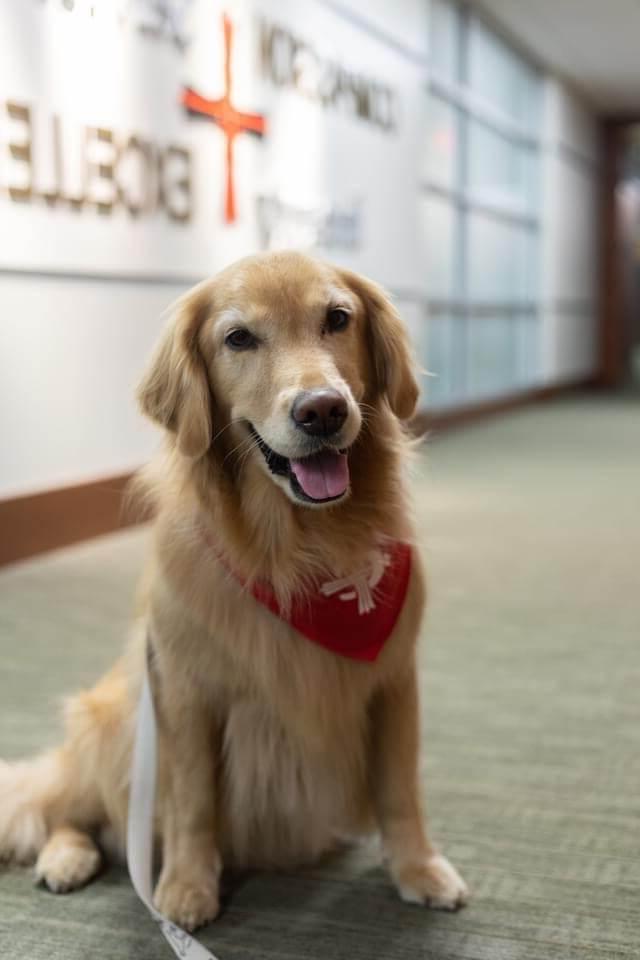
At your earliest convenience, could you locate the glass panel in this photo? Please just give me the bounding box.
[430,0,459,81]
[423,314,455,407]
[423,95,459,189]
[468,16,540,130]
[516,312,541,386]
[398,301,428,405]
[467,215,513,302]
[420,195,457,299]
[519,227,539,302]
[468,120,538,212]
[466,315,517,399]
[423,8,544,409]
[467,215,537,303]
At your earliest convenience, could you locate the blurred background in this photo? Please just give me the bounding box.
[0,0,638,560]
[0,3,639,959]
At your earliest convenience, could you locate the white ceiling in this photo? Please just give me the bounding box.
[468,0,640,114]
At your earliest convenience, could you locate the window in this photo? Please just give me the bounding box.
[422,1,542,407]
[468,18,540,131]
[419,195,456,298]
[430,0,460,81]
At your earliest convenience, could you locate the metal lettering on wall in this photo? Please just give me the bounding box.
[0,0,421,286]
[260,21,398,133]
[0,102,191,221]
[256,194,362,250]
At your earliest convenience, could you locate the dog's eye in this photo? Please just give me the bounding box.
[225,328,257,351]
[326,308,350,333]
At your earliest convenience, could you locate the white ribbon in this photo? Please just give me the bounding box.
[320,550,390,614]
[126,650,222,960]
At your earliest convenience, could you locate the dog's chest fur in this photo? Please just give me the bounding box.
[218,694,371,868]
[148,521,420,869]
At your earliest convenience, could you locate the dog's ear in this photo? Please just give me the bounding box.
[137,284,213,459]
[341,269,420,420]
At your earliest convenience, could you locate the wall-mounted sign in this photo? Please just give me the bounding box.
[0,100,192,219]
[182,12,266,224]
[0,0,424,288]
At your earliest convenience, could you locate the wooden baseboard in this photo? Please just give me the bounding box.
[0,378,596,568]
[411,378,597,435]
[0,472,138,568]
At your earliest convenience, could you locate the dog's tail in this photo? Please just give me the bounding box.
[0,751,68,863]
[0,665,131,865]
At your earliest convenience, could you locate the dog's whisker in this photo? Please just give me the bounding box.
[228,435,262,471]
[222,434,258,468]
[212,418,247,444]
[235,436,260,460]
[235,441,261,478]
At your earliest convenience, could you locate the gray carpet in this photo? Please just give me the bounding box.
[1,394,639,959]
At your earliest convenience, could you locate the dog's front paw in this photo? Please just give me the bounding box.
[153,869,220,932]
[35,829,102,893]
[392,853,469,910]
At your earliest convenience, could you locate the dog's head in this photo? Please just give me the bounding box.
[138,252,419,508]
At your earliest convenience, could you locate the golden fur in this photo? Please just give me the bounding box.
[0,252,467,930]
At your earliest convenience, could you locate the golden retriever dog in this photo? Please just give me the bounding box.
[0,251,468,930]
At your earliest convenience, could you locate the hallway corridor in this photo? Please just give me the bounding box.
[1,394,638,960]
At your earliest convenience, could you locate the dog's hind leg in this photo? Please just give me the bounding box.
[0,753,64,865]
[35,825,102,893]
[0,660,132,876]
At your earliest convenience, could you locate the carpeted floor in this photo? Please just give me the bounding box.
[1,394,639,960]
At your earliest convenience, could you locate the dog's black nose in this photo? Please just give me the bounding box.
[291,389,348,437]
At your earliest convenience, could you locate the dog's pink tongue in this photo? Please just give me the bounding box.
[290,450,349,500]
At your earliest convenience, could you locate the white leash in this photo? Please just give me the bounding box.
[126,650,221,960]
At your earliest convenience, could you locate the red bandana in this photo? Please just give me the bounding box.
[202,529,412,662]
[250,541,412,662]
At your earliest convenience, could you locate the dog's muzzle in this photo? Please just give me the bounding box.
[249,424,350,504]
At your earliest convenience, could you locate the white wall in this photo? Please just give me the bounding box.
[540,79,601,384]
[322,0,430,59]
[0,0,604,500]
[0,276,186,498]
[0,0,427,499]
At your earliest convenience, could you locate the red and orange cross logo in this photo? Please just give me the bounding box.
[182,13,267,224]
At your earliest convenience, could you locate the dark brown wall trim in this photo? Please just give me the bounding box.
[600,120,623,386]
[0,378,595,568]
[599,117,640,387]
[0,472,138,568]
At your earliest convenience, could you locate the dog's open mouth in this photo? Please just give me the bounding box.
[249,425,349,503]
